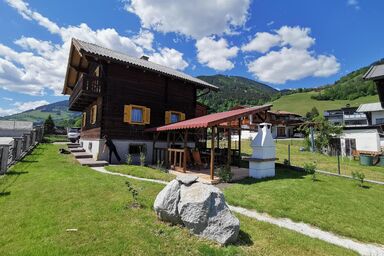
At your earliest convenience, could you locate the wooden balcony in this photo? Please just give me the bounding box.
[68,75,103,111]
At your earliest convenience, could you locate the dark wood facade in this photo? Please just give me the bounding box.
[68,53,205,140]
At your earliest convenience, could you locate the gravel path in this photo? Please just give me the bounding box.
[90,166,384,255]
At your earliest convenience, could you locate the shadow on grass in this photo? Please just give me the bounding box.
[5,170,29,176]
[234,230,253,246]
[0,191,11,197]
[233,168,307,186]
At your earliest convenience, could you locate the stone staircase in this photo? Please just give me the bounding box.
[67,143,108,167]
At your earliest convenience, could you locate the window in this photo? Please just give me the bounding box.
[124,105,150,125]
[129,144,146,155]
[376,118,384,125]
[90,105,97,124]
[82,112,87,127]
[165,111,185,124]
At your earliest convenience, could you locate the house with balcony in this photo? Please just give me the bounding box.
[324,104,383,156]
[62,38,217,163]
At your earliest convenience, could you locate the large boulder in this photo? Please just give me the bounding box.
[153,180,182,224]
[154,176,240,245]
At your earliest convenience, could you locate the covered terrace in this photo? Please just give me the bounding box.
[146,104,272,182]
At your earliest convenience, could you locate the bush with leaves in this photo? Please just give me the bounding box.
[126,154,132,165]
[156,160,168,173]
[139,152,146,166]
[44,115,55,135]
[303,162,317,181]
[352,171,365,187]
[217,165,233,182]
[283,159,290,165]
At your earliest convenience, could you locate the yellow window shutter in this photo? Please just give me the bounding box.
[124,105,132,123]
[91,105,97,124]
[82,112,87,127]
[180,112,186,121]
[165,111,171,124]
[144,107,151,124]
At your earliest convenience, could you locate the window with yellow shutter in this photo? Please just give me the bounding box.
[90,105,97,124]
[165,111,185,124]
[123,104,150,125]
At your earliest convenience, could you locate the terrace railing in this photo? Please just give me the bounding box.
[68,74,103,111]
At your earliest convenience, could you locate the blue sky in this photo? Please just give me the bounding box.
[0,0,383,116]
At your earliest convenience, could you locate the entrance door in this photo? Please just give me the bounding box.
[277,127,286,137]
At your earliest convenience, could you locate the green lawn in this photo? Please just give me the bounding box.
[270,91,378,116]
[43,135,69,143]
[0,144,355,256]
[105,164,176,182]
[241,139,384,182]
[224,167,384,245]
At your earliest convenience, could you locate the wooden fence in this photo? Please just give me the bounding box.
[0,126,44,174]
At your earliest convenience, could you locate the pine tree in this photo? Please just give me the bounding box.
[44,115,55,134]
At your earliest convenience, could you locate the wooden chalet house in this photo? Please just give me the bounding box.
[63,38,218,163]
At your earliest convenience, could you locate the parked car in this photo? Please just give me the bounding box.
[67,128,80,143]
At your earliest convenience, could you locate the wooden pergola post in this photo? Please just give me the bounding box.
[210,126,216,180]
[183,130,188,173]
[152,132,158,165]
[165,131,170,168]
[238,118,242,167]
[227,129,231,166]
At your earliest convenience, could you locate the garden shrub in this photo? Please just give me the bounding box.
[303,162,317,181]
[217,165,233,183]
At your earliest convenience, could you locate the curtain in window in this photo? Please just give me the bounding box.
[132,108,143,122]
[170,113,180,123]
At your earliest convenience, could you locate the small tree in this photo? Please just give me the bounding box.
[217,165,233,182]
[44,115,55,135]
[126,154,132,165]
[303,162,317,181]
[125,181,141,208]
[305,107,320,120]
[352,171,365,187]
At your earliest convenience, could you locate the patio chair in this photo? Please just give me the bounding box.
[192,150,208,170]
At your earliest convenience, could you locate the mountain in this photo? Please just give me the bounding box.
[0,100,81,126]
[197,75,280,112]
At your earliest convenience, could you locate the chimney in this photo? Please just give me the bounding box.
[140,55,149,61]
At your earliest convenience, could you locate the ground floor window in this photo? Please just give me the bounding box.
[376,118,384,125]
[129,144,146,155]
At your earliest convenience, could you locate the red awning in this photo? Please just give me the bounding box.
[146,104,272,132]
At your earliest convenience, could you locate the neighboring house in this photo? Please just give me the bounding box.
[229,106,304,139]
[363,63,384,107]
[324,106,368,127]
[324,104,384,156]
[62,39,218,163]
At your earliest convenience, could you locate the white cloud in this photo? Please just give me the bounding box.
[2,0,188,96]
[124,0,251,38]
[14,100,49,112]
[196,37,238,71]
[0,100,49,117]
[241,32,280,53]
[247,47,340,84]
[149,48,188,70]
[243,26,339,84]
[2,97,13,101]
[347,0,360,9]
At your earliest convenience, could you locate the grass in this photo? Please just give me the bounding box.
[43,135,69,143]
[223,167,384,245]
[105,164,176,182]
[241,139,384,182]
[0,144,355,255]
[270,91,378,116]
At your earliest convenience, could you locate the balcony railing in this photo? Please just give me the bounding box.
[69,74,103,111]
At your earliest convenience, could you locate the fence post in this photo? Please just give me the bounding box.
[0,144,10,174]
[337,150,341,175]
[288,144,291,165]
[14,137,23,161]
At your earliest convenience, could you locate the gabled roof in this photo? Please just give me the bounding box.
[63,38,218,94]
[363,64,384,80]
[357,102,384,112]
[146,104,272,132]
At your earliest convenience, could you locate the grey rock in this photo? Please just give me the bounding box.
[178,182,240,245]
[153,180,182,224]
[176,175,198,185]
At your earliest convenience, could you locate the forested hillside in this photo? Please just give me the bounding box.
[197,75,280,112]
[311,60,383,101]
